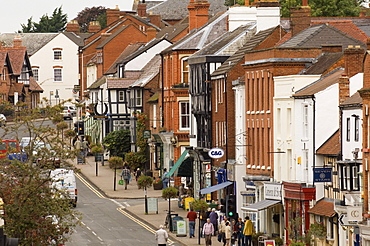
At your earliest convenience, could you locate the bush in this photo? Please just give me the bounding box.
[153,178,162,184]
[91,145,104,154]
[137,175,153,189]
[108,156,124,169]
[162,187,178,199]
[191,199,208,212]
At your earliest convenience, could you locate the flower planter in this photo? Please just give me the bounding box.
[153,183,162,190]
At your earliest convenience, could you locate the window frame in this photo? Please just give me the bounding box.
[181,57,189,84]
[179,101,190,130]
[53,50,62,60]
[346,117,350,141]
[53,68,62,82]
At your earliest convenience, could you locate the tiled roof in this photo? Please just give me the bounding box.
[105,42,146,75]
[8,83,24,96]
[0,50,6,72]
[193,23,256,56]
[0,33,57,55]
[6,48,27,75]
[147,0,227,21]
[156,17,189,40]
[341,91,362,107]
[308,200,336,217]
[131,54,161,87]
[279,23,366,50]
[303,53,343,75]
[293,68,344,97]
[212,26,278,76]
[88,76,107,89]
[29,76,43,92]
[316,130,340,156]
[107,78,136,89]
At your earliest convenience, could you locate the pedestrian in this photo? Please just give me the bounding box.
[209,208,219,235]
[162,168,169,189]
[135,168,142,182]
[243,216,254,246]
[202,218,214,246]
[219,216,229,246]
[186,208,197,238]
[120,166,131,190]
[155,225,168,246]
[81,137,90,157]
[224,221,232,246]
[235,217,244,246]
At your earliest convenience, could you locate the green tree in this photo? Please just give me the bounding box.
[103,129,131,158]
[75,6,107,33]
[20,6,67,33]
[0,101,79,245]
[280,0,363,17]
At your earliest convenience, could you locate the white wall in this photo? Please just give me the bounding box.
[30,33,79,106]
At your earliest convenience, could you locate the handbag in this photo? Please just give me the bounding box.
[217,233,222,242]
[118,179,124,185]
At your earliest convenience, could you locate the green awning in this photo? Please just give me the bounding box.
[165,150,189,178]
[177,156,193,177]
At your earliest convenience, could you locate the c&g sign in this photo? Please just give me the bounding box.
[208,148,224,159]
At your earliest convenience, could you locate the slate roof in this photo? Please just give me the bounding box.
[162,11,228,53]
[212,26,278,76]
[63,32,92,47]
[340,91,362,107]
[307,200,336,217]
[303,53,343,75]
[130,54,161,87]
[105,42,146,75]
[279,23,366,50]
[88,76,107,89]
[156,17,189,40]
[193,23,256,57]
[107,78,137,89]
[0,33,57,55]
[316,130,340,156]
[147,0,227,21]
[293,68,344,97]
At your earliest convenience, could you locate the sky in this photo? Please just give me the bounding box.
[0,0,136,33]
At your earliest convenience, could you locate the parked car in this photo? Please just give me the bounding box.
[0,114,6,126]
[50,168,77,207]
[60,105,76,120]
[33,141,61,167]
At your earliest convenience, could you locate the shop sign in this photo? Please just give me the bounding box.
[208,148,224,159]
[264,183,282,201]
[313,168,332,182]
[347,206,362,222]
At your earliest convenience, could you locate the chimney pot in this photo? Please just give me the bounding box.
[13,37,22,47]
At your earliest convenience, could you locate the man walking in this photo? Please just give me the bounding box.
[120,166,131,190]
[187,208,197,238]
[203,218,214,246]
[243,216,254,246]
[162,168,169,189]
[209,208,219,234]
[155,225,168,246]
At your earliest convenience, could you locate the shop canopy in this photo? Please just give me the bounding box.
[241,199,281,212]
[200,181,233,195]
[165,150,189,178]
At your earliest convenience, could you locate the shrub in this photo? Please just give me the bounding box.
[137,175,153,190]
[108,156,124,169]
[191,199,208,212]
[162,187,178,199]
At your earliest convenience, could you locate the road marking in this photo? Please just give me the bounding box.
[75,173,105,198]
[123,202,130,207]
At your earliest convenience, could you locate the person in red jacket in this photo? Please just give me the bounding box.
[187,208,197,238]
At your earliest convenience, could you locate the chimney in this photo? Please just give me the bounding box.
[146,27,157,42]
[148,15,161,28]
[137,1,147,17]
[100,32,112,42]
[66,20,80,33]
[106,5,120,26]
[339,74,350,105]
[188,0,210,32]
[290,1,311,37]
[344,45,365,78]
[13,37,22,48]
[363,38,370,89]
[88,21,101,33]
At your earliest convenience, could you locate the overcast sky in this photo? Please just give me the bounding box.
[0,0,136,33]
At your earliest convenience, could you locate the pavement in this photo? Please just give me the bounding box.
[73,156,214,246]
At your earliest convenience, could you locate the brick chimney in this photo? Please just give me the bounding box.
[137,1,147,17]
[188,0,210,32]
[148,15,161,28]
[66,20,80,33]
[362,38,370,89]
[106,6,120,26]
[339,74,350,105]
[344,45,365,78]
[290,0,311,36]
[88,21,101,33]
[13,37,22,47]
[146,27,157,42]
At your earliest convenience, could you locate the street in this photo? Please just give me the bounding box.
[66,177,178,246]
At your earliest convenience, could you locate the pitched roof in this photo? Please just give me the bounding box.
[279,23,366,50]
[212,26,278,76]
[0,50,7,72]
[29,76,43,92]
[308,200,336,217]
[156,17,189,40]
[163,11,228,53]
[6,48,27,75]
[316,130,340,156]
[105,42,146,75]
[147,0,227,21]
[107,78,136,89]
[8,83,24,96]
[293,68,344,97]
[62,32,92,47]
[341,91,362,107]
[130,54,161,87]
[303,52,343,75]
[88,76,107,89]
[0,33,58,55]
[96,25,131,49]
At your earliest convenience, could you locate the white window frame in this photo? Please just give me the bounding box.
[119,91,124,102]
[179,101,190,130]
[54,68,62,82]
[303,104,309,140]
[354,117,359,142]
[181,57,189,84]
[135,90,142,107]
[32,68,39,81]
[54,50,62,60]
[346,118,350,141]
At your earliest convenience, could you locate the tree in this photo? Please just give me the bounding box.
[0,101,79,245]
[20,6,67,33]
[137,176,153,214]
[103,129,131,158]
[280,0,363,17]
[75,6,107,33]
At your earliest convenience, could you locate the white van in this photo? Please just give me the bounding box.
[50,169,77,207]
